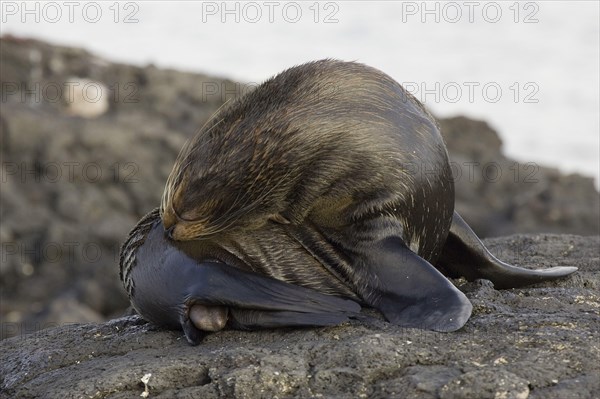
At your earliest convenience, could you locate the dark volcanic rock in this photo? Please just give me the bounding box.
[1,36,598,340]
[1,36,233,338]
[1,235,598,399]
[439,116,600,238]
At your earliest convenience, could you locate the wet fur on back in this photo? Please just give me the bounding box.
[162,59,454,262]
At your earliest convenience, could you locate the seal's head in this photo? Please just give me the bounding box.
[158,61,352,241]
[160,114,298,241]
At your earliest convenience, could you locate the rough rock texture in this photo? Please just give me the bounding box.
[1,234,598,399]
[439,117,600,238]
[1,36,237,337]
[1,36,599,340]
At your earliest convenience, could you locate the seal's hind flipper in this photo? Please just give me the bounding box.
[360,237,472,332]
[436,212,577,289]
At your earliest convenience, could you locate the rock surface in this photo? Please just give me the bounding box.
[1,234,598,399]
[439,117,600,238]
[1,36,599,341]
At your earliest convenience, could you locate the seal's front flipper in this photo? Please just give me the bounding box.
[436,212,577,289]
[188,262,361,315]
[180,262,360,344]
[360,237,472,332]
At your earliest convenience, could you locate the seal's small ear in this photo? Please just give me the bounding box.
[187,262,361,326]
[360,237,472,332]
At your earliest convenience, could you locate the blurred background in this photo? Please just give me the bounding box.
[1,1,599,339]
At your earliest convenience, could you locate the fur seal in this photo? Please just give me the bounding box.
[120,60,577,345]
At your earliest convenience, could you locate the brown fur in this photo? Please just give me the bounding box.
[161,59,453,264]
